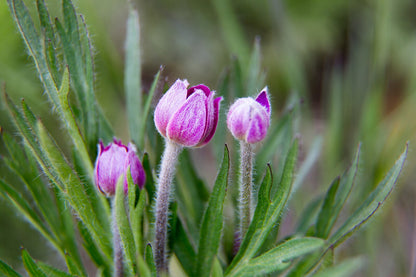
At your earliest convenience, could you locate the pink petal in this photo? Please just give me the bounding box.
[197,96,223,147]
[246,108,270,144]
[166,90,207,147]
[255,88,270,114]
[187,84,211,98]
[154,79,189,137]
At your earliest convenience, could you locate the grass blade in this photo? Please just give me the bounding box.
[195,145,230,277]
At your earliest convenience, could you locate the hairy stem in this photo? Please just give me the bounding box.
[239,141,253,239]
[112,198,124,277]
[154,141,182,274]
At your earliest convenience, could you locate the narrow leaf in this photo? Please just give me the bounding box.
[315,177,341,238]
[38,262,74,277]
[124,7,142,146]
[115,178,136,276]
[312,257,364,277]
[232,237,324,277]
[328,144,408,247]
[0,259,22,277]
[22,249,48,277]
[195,145,230,277]
[145,244,157,277]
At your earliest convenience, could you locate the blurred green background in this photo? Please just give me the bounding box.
[1,0,415,276]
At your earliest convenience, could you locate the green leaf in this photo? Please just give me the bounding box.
[0,179,58,249]
[296,196,323,234]
[226,139,298,276]
[315,177,341,238]
[211,258,224,277]
[38,262,74,277]
[22,249,48,277]
[195,145,230,277]
[124,7,142,146]
[77,221,111,277]
[316,145,361,239]
[64,253,85,277]
[169,203,196,276]
[0,259,22,277]
[246,37,264,95]
[312,257,364,277]
[36,119,112,262]
[115,178,136,276]
[145,244,157,277]
[7,0,59,106]
[328,144,408,247]
[230,237,324,277]
[141,67,162,150]
[128,170,146,256]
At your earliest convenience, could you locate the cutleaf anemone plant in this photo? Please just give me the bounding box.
[0,0,408,276]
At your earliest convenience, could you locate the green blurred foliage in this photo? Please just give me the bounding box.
[1,0,416,276]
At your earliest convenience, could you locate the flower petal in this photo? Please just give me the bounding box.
[187,84,211,98]
[197,96,223,147]
[245,107,270,144]
[166,90,207,147]
[255,87,271,114]
[154,79,189,136]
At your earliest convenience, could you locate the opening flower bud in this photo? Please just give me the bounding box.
[94,139,146,196]
[154,79,222,147]
[227,88,271,144]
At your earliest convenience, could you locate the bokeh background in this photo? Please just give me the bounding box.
[1,0,415,276]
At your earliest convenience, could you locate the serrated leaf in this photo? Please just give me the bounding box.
[115,178,136,276]
[145,244,157,277]
[124,7,142,146]
[195,145,230,277]
[0,258,22,277]
[316,145,361,239]
[22,249,48,277]
[231,237,324,277]
[328,144,408,247]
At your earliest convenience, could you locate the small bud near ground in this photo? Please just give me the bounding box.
[94,138,146,196]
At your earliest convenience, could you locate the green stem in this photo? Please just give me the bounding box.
[239,141,253,239]
[154,141,182,274]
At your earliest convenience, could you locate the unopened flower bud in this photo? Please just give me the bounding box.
[227,88,271,144]
[154,79,222,147]
[94,139,145,196]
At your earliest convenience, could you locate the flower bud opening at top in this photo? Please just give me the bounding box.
[154,79,222,147]
[94,139,146,196]
[227,88,271,144]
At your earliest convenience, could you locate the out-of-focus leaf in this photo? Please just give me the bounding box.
[296,196,323,234]
[169,202,195,277]
[124,7,142,146]
[0,258,22,277]
[0,179,58,249]
[211,258,224,277]
[328,144,408,247]
[22,249,48,277]
[228,237,324,277]
[316,145,361,239]
[38,262,74,277]
[312,257,364,277]
[246,37,265,96]
[77,221,111,277]
[64,253,85,277]
[227,139,298,276]
[195,145,230,277]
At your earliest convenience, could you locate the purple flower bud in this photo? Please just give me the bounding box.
[227,88,271,144]
[94,139,146,196]
[154,79,222,147]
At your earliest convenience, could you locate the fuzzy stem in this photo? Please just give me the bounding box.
[112,198,124,277]
[154,141,182,274]
[239,141,253,239]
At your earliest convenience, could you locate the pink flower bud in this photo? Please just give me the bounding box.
[94,139,146,196]
[154,79,222,147]
[227,88,271,144]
